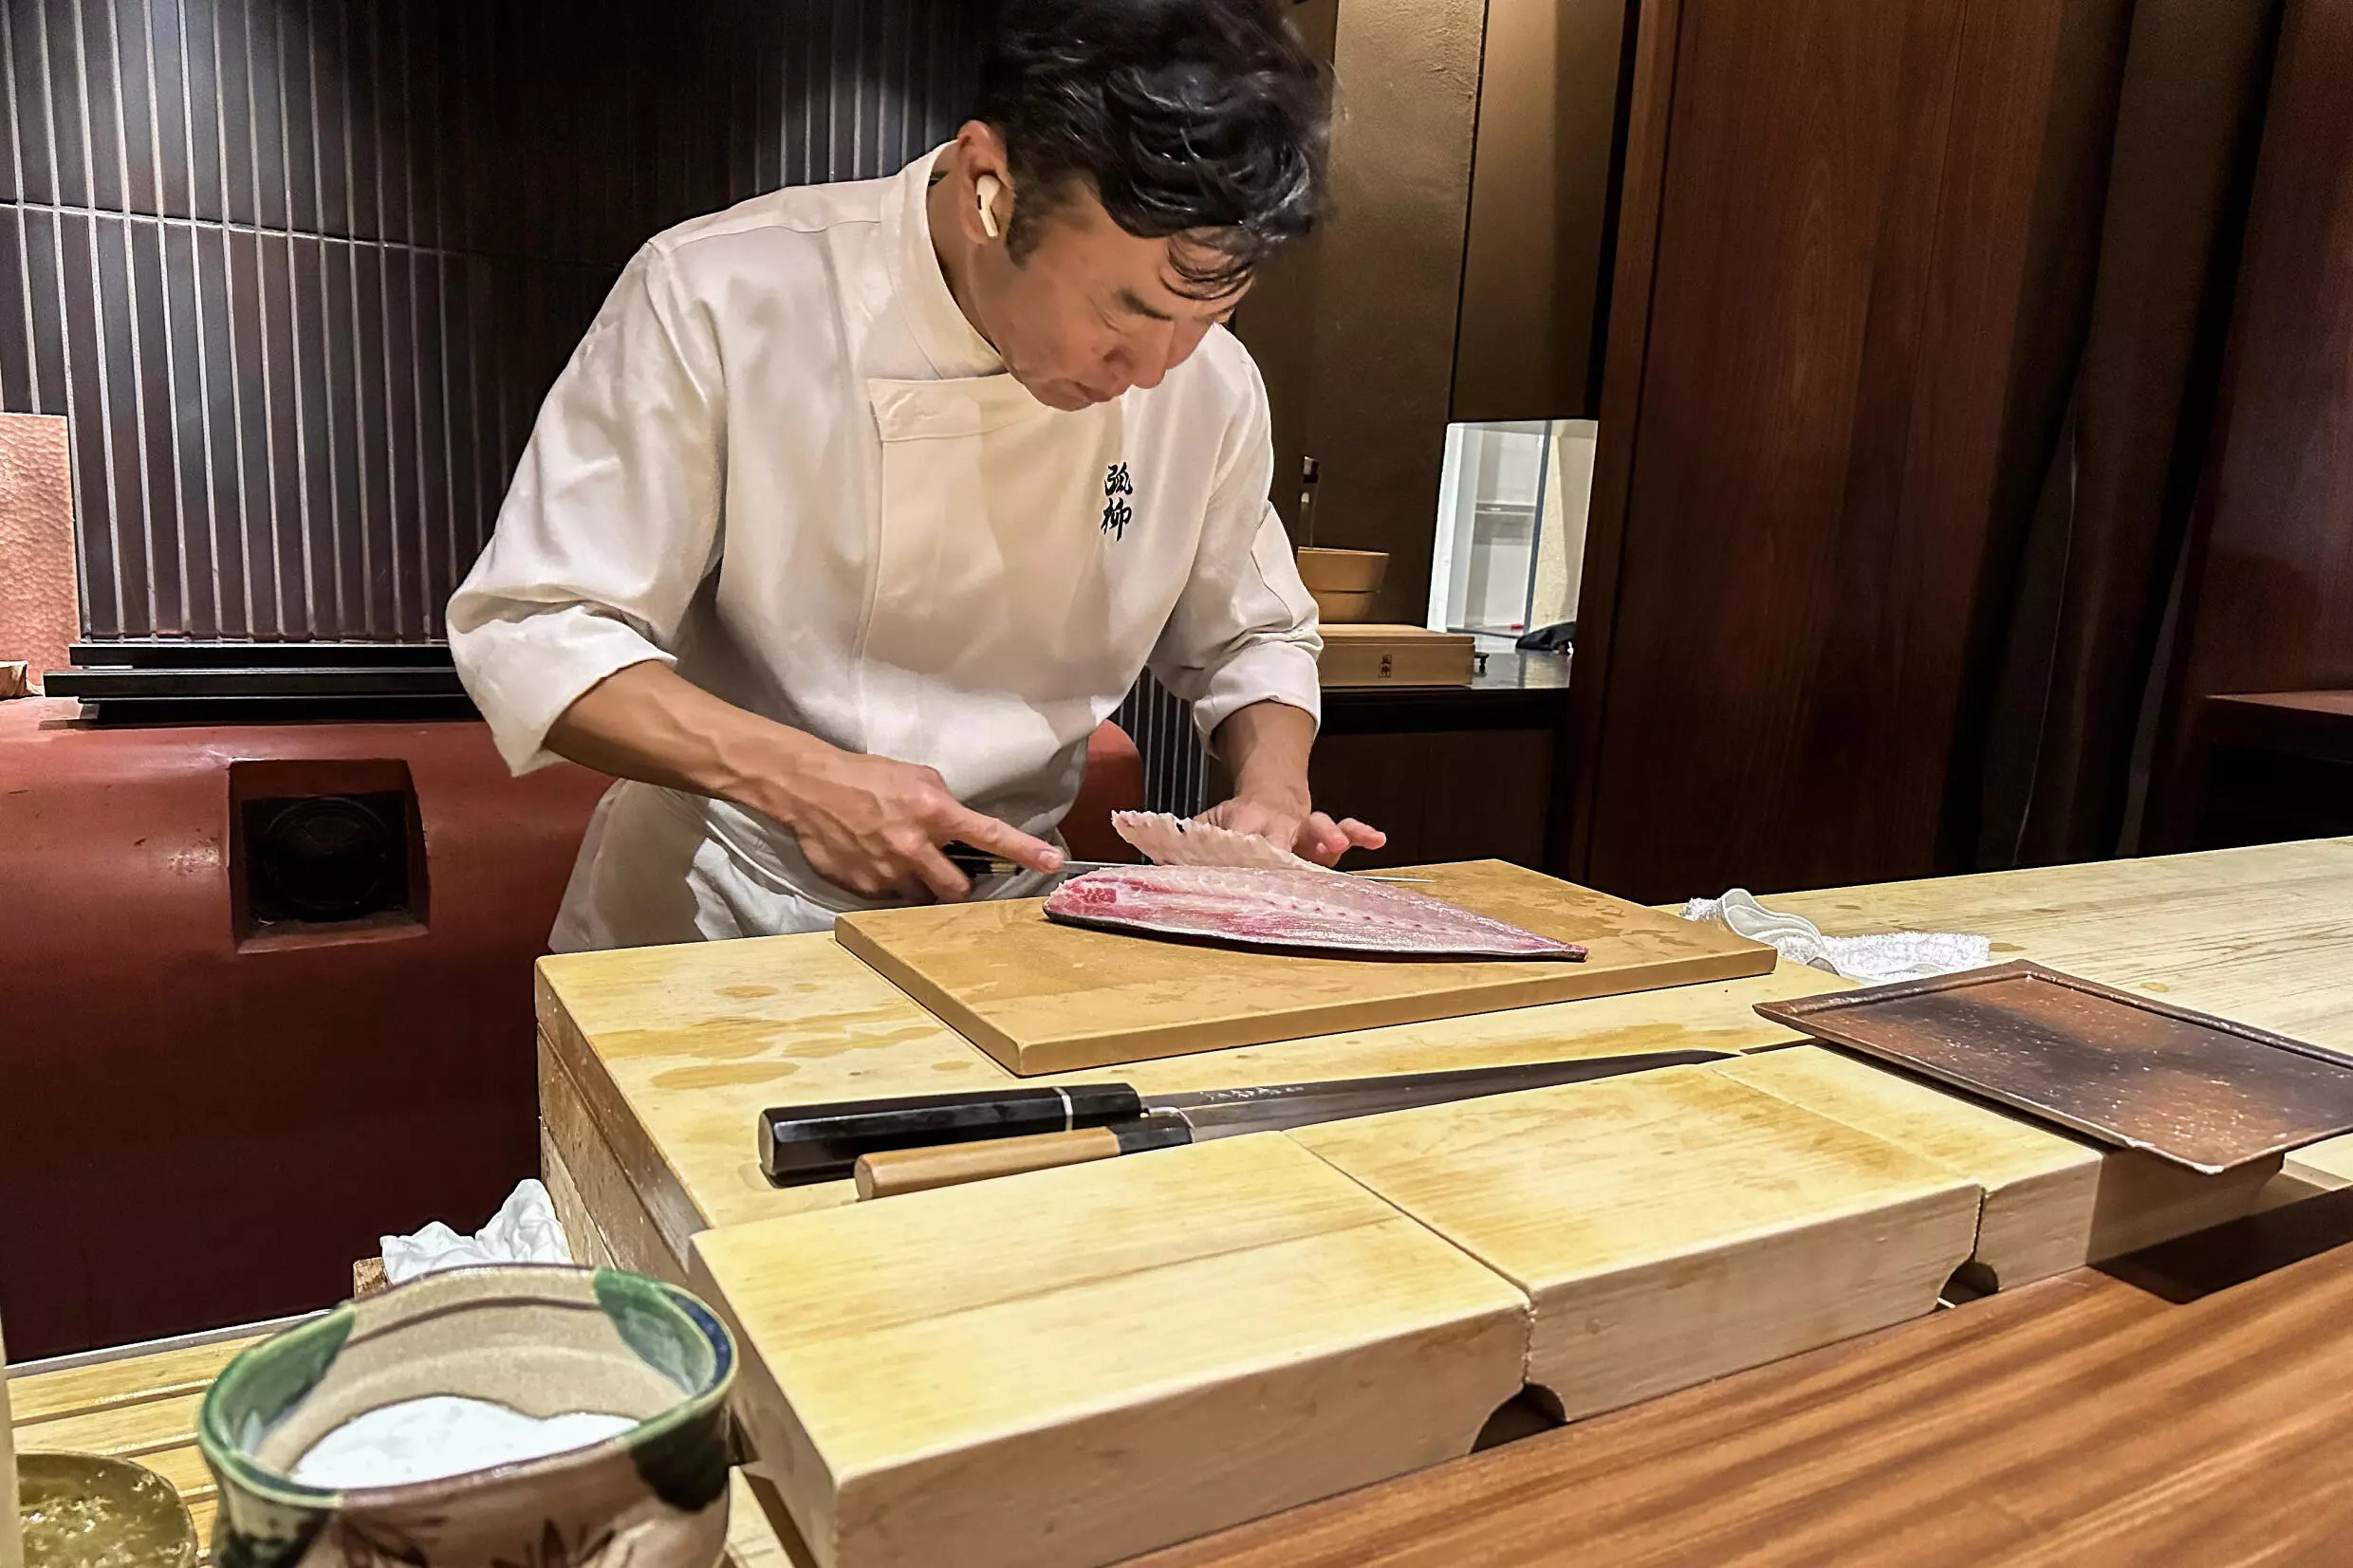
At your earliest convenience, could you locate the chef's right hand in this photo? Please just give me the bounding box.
[770,744,1063,902]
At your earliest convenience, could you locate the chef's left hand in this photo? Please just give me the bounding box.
[1198,790,1387,868]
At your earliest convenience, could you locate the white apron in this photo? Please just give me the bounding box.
[547,780,1065,950]
[550,369,1122,950]
[449,150,1323,953]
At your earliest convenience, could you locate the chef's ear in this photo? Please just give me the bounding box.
[976,175,1004,240]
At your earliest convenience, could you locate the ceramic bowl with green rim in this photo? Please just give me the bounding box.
[197,1264,736,1568]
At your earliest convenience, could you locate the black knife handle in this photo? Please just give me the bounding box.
[758,1084,1145,1185]
[942,841,1013,877]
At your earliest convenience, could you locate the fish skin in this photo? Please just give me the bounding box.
[1043,864,1586,960]
[1110,810,1319,871]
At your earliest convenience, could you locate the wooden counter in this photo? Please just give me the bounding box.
[2,1324,793,1568]
[1135,1186,2353,1567]
[531,838,2353,1567]
[18,842,2351,1568]
[1763,838,2353,1052]
[535,941,1841,1276]
[7,1329,262,1559]
[538,838,2353,1277]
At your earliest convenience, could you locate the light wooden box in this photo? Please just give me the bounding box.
[634,1042,2308,1568]
[1714,1046,2288,1287]
[1316,623,1475,687]
[1295,1063,1983,1421]
[690,1134,1529,1568]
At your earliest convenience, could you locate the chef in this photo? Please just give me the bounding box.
[449,0,1381,951]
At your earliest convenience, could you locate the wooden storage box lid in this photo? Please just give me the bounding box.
[690,1134,1528,1568]
[1295,1063,1982,1422]
[1714,1045,2287,1291]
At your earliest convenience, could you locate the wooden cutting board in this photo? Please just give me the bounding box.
[689,1134,1529,1568]
[834,859,1777,1076]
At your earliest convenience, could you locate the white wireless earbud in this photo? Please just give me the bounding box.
[976,175,1004,239]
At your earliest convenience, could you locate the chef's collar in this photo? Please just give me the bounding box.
[895,146,1009,380]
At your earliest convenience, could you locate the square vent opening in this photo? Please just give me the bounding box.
[230,760,428,948]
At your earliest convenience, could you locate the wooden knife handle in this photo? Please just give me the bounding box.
[856,1128,1124,1198]
[855,1116,1193,1200]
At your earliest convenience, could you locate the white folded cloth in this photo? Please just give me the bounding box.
[1681,888,1991,985]
[380,1178,574,1286]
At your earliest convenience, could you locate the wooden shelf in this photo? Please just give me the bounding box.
[2205,691,2353,763]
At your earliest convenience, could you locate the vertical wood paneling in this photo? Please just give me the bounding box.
[0,205,28,408]
[1288,0,1484,625]
[0,6,20,207]
[1562,0,2086,902]
[2,0,1217,807]
[18,206,59,407]
[2147,0,2353,847]
[0,0,997,641]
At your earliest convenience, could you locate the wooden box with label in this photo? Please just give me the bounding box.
[1316,624,1476,688]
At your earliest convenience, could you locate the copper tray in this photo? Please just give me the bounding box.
[1754,961,2353,1173]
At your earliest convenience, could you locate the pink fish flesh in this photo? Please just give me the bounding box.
[1043,864,1586,960]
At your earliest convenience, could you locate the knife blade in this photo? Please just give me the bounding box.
[850,1049,1732,1198]
[758,1049,1729,1186]
[940,842,1433,884]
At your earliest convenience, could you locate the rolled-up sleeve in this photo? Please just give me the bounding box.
[447,242,725,774]
[1148,356,1323,739]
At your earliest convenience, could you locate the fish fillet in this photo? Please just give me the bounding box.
[1044,863,1585,960]
[1111,810,1318,871]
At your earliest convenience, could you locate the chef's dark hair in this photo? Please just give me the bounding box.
[974,0,1328,298]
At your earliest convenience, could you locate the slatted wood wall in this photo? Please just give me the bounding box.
[0,0,992,640]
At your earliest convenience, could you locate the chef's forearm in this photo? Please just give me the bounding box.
[1212,699,1317,807]
[545,660,824,810]
[547,660,1062,890]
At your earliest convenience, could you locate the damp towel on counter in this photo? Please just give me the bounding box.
[1681,888,1991,984]
[380,1179,574,1286]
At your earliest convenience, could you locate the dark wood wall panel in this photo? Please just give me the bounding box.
[0,0,992,642]
[1563,0,2080,901]
[2148,0,2353,845]
[1280,0,1484,622]
[1449,0,1631,423]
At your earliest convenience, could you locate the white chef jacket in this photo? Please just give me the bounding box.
[448,147,1323,950]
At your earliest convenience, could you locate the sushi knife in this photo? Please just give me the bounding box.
[940,842,1432,884]
[755,1049,1729,1189]
[850,1049,1733,1198]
